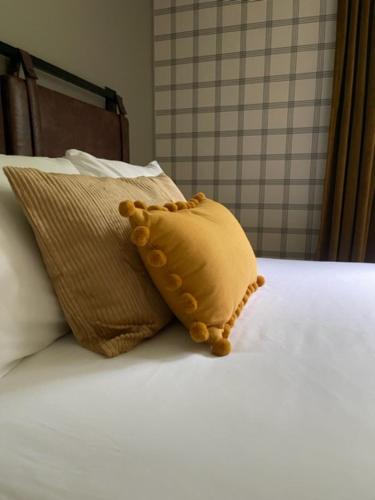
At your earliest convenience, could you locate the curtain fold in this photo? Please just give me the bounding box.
[316,0,375,262]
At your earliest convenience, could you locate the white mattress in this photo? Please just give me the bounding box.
[1,258,375,500]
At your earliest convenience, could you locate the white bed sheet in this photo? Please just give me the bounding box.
[0,258,375,500]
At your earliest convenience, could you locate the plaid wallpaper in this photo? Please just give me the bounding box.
[153,0,337,259]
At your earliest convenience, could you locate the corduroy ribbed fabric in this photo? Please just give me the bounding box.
[4,168,185,357]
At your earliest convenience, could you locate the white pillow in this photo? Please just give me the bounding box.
[65,149,164,178]
[0,155,79,377]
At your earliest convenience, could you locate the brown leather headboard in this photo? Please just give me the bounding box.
[0,78,5,154]
[0,46,129,161]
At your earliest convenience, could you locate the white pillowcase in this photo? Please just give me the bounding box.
[1,151,167,378]
[65,149,164,178]
[0,155,79,377]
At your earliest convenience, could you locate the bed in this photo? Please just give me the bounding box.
[1,258,375,500]
[1,45,375,500]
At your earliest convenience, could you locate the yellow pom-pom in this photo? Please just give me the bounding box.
[212,338,231,356]
[130,210,145,226]
[130,226,150,247]
[134,200,146,209]
[165,202,178,212]
[193,192,206,202]
[227,317,235,327]
[190,322,209,343]
[223,324,231,339]
[165,273,182,291]
[148,205,163,211]
[257,275,265,287]
[181,293,198,314]
[176,201,188,210]
[119,200,135,217]
[147,249,167,268]
[208,327,223,345]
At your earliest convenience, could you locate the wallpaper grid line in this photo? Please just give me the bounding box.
[235,0,248,221]
[213,2,223,201]
[154,0,337,259]
[155,43,336,67]
[170,0,177,182]
[306,0,328,256]
[155,0,256,15]
[280,0,298,257]
[156,98,332,114]
[155,70,334,92]
[192,1,199,193]
[256,0,270,252]
[154,14,337,41]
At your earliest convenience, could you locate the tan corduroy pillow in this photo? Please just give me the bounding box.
[4,167,185,357]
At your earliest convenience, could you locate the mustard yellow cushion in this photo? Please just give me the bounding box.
[119,193,265,356]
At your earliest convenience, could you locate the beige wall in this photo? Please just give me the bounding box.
[0,0,154,165]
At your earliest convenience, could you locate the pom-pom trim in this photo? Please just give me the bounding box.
[131,226,150,247]
[221,275,266,341]
[134,200,147,209]
[119,200,136,217]
[211,338,231,357]
[118,192,206,219]
[147,249,167,268]
[181,292,198,314]
[190,322,209,343]
[165,273,183,291]
[118,193,265,357]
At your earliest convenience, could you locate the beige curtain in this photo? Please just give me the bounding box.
[316,0,375,262]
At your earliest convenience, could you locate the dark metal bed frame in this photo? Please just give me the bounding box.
[0,40,129,161]
[0,40,118,106]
